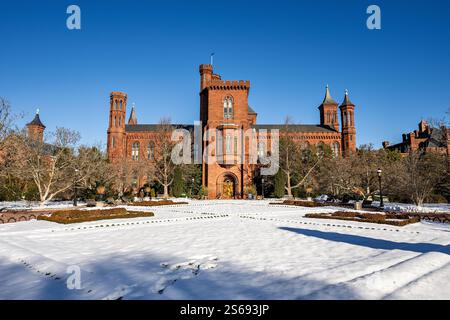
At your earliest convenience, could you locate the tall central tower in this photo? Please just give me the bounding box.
[199,64,253,199]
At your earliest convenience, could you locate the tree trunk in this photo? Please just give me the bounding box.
[285,172,292,197]
[163,184,169,199]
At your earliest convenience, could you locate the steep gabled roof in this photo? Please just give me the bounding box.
[128,104,138,124]
[321,85,338,105]
[427,127,447,148]
[252,124,339,133]
[125,124,194,132]
[340,89,355,107]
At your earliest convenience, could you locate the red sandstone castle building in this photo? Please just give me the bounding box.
[382,120,450,155]
[106,64,357,199]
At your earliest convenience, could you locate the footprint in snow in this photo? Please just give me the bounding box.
[154,255,218,294]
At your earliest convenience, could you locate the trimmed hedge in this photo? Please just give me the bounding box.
[37,208,154,224]
[129,200,188,207]
[270,200,324,207]
[305,211,420,226]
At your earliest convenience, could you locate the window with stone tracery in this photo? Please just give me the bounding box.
[332,142,340,158]
[223,96,233,119]
[132,142,139,161]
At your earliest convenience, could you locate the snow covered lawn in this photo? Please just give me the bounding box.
[0,200,449,300]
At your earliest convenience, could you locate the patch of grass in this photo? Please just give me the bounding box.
[37,208,154,224]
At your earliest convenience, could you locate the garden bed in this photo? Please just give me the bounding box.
[270,200,324,207]
[128,200,188,207]
[37,208,154,224]
[304,211,420,226]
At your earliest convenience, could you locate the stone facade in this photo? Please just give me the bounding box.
[106,64,357,199]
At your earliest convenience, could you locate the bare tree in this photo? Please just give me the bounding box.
[396,151,447,206]
[12,127,105,205]
[152,118,176,198]
[280,116,323,197]
[110,155,149,198]
[0,131,34,200]
[0,98,14,146]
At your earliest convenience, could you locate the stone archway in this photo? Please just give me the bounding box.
[216,173,238,199]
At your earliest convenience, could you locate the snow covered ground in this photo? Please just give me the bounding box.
[0,200,449,300]
[0,200,86,211]
[380,202,450,213]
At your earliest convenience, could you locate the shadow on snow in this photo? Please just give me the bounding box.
[279,227,450,255]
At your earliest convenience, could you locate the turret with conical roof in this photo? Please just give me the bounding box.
[339,89,356,156]
[340,89,355,107]
[26,109,46,142]
[318,85,339,131]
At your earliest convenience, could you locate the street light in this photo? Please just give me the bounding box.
[73,168,79,207]
[191,177,195,198]
[261,178,265,199]
[377,168,384,208]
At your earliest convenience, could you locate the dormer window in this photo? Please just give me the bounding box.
[223,96,233,119]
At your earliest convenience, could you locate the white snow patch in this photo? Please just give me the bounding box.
[0,200,449,299]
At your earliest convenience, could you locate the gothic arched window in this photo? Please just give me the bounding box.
[114,116,117,127]
[120,100,123,110]
[114,100,118,110]
[147,142,153,160]
[223,96,233,119]
[343,112,347,127]
[257,142,265,158]
[225,135,232,154]
[132,142,139,161]
[332,142,340,158]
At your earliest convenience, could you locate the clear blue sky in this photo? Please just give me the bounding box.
[1,0,449,148]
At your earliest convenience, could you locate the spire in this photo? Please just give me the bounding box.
[27,109,45,128]
[340,89,355,107]
[321,85,338,105]
[128,103,137,125]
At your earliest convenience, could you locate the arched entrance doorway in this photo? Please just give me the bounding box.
[216,173,238,199]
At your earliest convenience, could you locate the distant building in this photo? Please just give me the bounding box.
[382,120,450,155]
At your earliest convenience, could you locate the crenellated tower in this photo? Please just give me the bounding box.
[340,89,356,156]
[199,63,252,199]
[107,91,127,160]
[318,85,339,131]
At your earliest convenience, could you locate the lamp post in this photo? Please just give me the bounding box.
[73,169,79,207]
[377,168,384,208]
[191,177,195,198]
[261,178,265,199]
